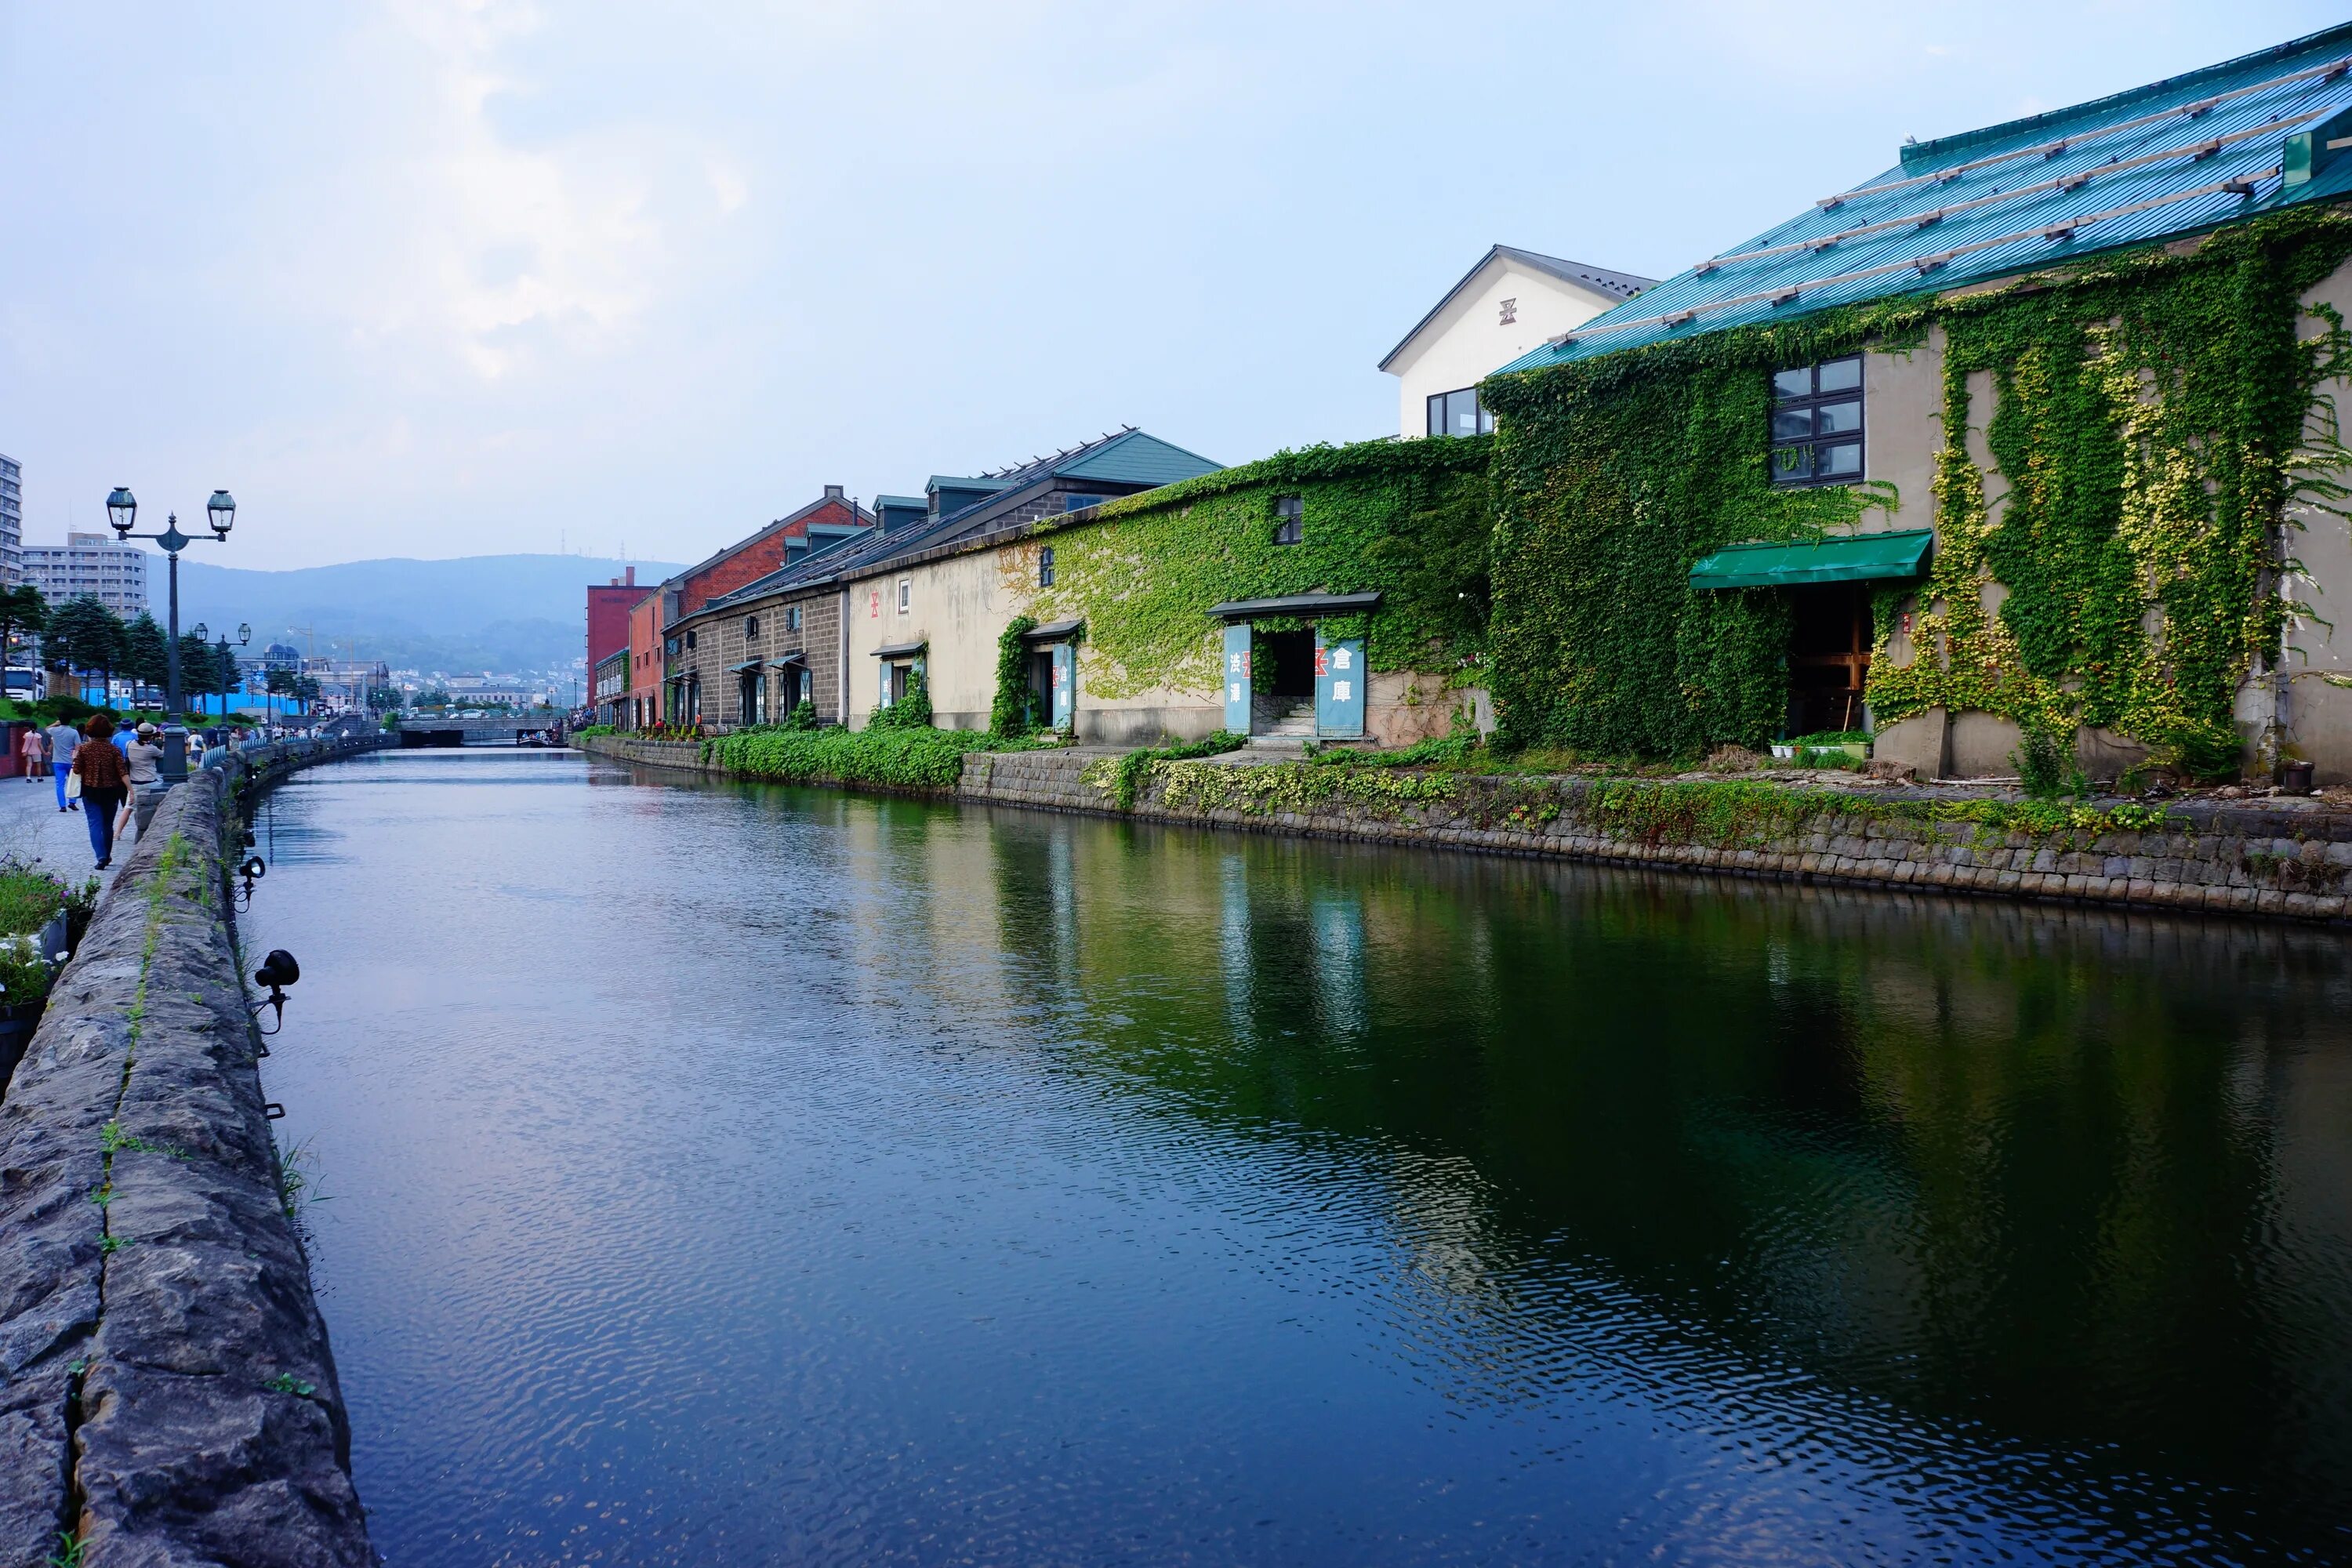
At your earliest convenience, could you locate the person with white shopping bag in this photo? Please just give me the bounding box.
[119,721,165,850]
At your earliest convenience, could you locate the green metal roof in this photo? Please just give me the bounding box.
[1497,23,2352,376]
[1689,529,1932,590]
[926,475,1012,496]
[1054,430,1221,487]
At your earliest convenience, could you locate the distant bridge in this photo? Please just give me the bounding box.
[397,716,570,748]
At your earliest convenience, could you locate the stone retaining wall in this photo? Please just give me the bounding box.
[0,765,372,1566]
[583,735,2352,922]
[583,735,715,773]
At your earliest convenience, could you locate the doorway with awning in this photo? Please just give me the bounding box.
[1204,592,1380,740]
[1686,529,1932,738]
[1021,620,1082,731]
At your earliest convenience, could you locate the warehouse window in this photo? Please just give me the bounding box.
[1272,495,1305,546]
[1769,357,1864,486]
[1425,387,1493,438]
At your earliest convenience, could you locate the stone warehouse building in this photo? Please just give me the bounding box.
[1480,20,2352,784]
[637,428,1494,747]
[663,430,1219,730]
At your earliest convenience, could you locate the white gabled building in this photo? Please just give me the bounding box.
[1379,245,1653,438]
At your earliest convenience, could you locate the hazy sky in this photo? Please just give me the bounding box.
[2,2,2343,569]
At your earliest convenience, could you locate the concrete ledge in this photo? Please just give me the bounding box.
[0,768,370,1566]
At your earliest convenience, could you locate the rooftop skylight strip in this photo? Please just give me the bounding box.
[1814,52,2352,208]
[1696,108,2331,278]
[1544,168,2278,354]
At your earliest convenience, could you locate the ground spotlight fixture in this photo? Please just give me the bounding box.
[242,855,267,879]
[251,948,299,1036]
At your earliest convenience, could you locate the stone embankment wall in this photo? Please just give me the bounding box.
[587,735,2352,922]
[0,757,374,1566]
[582,735,716,772]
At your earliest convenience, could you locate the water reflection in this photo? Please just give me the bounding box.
[249,750,2352,1565]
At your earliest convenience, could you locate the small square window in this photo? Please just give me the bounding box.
[1039,545,1056,587]
[1273,495,1304,546]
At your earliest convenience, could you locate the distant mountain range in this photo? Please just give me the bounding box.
[160,554,681,677]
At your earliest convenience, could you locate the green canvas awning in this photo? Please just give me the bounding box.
[1688,528,1933,590]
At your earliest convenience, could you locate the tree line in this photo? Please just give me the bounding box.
[0,586,321,714]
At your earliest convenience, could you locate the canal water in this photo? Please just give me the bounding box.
[245,749,2352,1566]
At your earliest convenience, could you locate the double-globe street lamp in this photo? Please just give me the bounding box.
[187,622,254,719]
[104,485,234,784]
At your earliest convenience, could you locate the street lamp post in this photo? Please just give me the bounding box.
[216,625,250,717]
[106,486,236,784]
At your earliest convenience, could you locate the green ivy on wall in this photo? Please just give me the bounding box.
[1871,216,2352,774]
[1480,205,2352,768]
[1038,437,1494,700]
[993,615,1037,735]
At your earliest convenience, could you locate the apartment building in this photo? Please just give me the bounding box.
[23,531,150,614]
[0,454,20,586]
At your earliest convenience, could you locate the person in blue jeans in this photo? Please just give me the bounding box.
[44,719,81,811]
[71,715,130,869]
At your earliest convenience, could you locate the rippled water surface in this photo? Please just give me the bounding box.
[245,749,2352,1566]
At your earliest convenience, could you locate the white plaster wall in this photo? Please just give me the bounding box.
[1388,260,1624,437]
[844,547,1034,731]
[2287,252,2352,782]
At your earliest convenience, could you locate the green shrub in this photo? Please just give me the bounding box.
[867,674,934,731]
[993,617,1039,735]
[0,862,69,937]
[1104,731,1247,809]
[704,724,1040,789]
[2013,726,2087,800]
[0,943,51,1006]
[782,699,818,731]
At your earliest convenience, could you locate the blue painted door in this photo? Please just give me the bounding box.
[1222,624,1252,733]
[1050,641,1075,728]
[1314,627,1365,738]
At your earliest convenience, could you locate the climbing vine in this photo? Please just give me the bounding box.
[993,615,1037,735]
[1481,205,2352,769]
[1040,437,1493,700]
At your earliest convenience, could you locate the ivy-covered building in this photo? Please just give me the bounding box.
[844,435,1493,746]
[1483,22,2352,783]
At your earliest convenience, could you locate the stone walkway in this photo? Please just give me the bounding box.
[0,764,146,895]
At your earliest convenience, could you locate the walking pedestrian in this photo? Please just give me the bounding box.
[18,724,44,786]
[44,715,81,811]
[120,722,165,852]
[72,715,131,869]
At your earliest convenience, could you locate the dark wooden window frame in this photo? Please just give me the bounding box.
[1039,545,1056,586]
[1272,495,1305,546]
[1769,356,1865,488]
